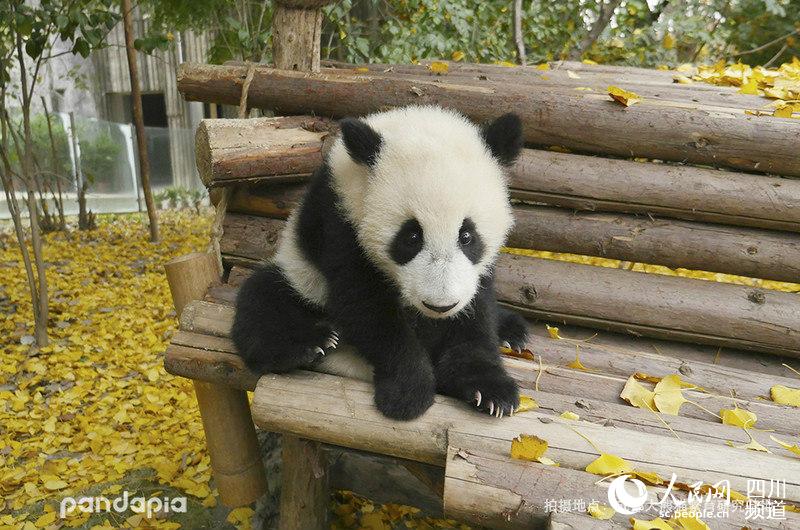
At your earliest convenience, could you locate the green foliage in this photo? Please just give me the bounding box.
[154,186,206,213]
[78,129,121,188]
[0,0,119,86]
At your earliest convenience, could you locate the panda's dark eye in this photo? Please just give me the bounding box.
[459,218,485,264]
[390,218,424,265]
[404,228,421,247]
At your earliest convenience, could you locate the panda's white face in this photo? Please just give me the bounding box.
[329,106,519,319]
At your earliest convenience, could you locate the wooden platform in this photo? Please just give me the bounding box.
[167,54,800,529]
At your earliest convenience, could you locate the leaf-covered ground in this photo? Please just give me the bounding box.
[0,211,476,530]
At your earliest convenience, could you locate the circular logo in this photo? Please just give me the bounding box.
[607,474,649,515]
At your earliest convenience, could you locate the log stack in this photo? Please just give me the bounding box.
[169,59,800,528]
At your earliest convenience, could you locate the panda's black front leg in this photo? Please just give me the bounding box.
[434,340,520,417]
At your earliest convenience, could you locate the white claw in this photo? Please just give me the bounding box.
[501,341,511,349]
[515,347,522,354]
[499,409,504,418]
[488,402,494,415]
[509,407,514,416]
[331,331,339,339]
[314,346,325,356]
[475,391,482,407]
[324,339,337,350]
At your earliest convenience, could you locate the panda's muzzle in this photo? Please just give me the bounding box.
[422,301,458,314]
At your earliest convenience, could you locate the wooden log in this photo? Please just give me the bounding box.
[195,116,333,187]
[445,431,795,530]
[163,253,267,507]
[249,371,800,501]
[213,216,800,357]
[167,327,800,445]
[508,206,800,283]
[220,214,285,262]
[164,252,221,316]
[194,115,800,233]
[497,254,800,358]
[171,306,800,437]
[321,60,759,111]
[177,63,800,177]
[510,149,800,233]
[226,181,306,219]
[279,436,329,530]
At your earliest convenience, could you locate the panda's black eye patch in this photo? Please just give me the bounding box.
[390,218,424,265]
[459,218,485,264]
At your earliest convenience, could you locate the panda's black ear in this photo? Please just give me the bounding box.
[339,117,382,166]
[481,113,523,167]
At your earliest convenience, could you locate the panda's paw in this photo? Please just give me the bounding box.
[374,370,436,421]
[470,373,520,418]
[498,310,529,353]
[300,325,340,367]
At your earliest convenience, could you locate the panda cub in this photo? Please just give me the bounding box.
[232,105,529,421]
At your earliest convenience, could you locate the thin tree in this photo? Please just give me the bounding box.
[568,0,624,60]
[121,0,160,242]
[513,0,526,65]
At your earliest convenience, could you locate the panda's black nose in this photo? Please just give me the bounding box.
[423,301,458,313]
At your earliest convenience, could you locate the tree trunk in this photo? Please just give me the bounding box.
[513,0,526,65]
[121,0,160,243]
[176,63,800,177]
[41,97,66,231]
[568,0,623,60]
[13,29,48,347]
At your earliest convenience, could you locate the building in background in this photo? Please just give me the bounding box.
[1,10,212,218]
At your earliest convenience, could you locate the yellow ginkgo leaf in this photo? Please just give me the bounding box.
[354,67,370,73]
[516,395,539,412]
[587,503,615,520]
[608,86,641,106]
[720,406,756,428]
[653,374,689,415]
[43,479,68,490]
[536,63,550,70]
[771,385,800,407]
[545,324,562,339]
[496,60,517,67]
[728,430,770,453]
[582,59,598,65]
[35,512,58,527]
[510,434,548,462]
[429,61,449,75]
[773,103,798,119]
[769,435,800,457]
[227,507,255,526]
[662,33,676,49]
[450,51,464,62]
[567,352,588,371]
[560,411,579,420]
[630,517,672,530]
[585,453,633,476]
[633,470,665,486]
[620,375,656,410]
[739,78,759,95]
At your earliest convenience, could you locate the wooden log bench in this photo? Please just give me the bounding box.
[165,107,800,528]
[161,2,800,528]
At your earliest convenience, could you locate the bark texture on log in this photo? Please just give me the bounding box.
[219,199,800,284]
[167,323,800,443]
[444,432,787,530]
[195,116,333,186]
[509,206,800,283]
[278,436,329,530]
[212,214,800,357]
[194,115,800,233]
[177,63,800,176]
[272,5,323,72]
[496,253,800,358]
[248,371,800,501]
